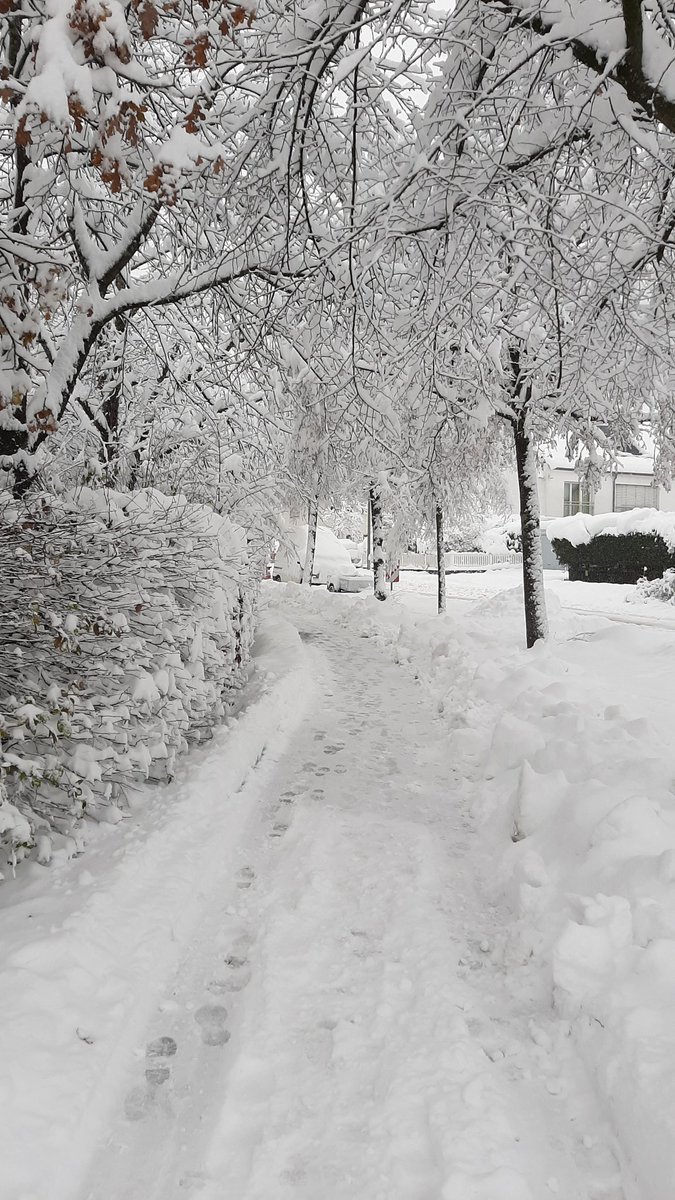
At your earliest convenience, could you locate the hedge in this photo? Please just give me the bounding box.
[0,487,257,874]
[550,530,675,584]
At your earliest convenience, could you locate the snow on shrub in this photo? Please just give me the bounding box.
[480,515,522,555]
[547,507,675,548]
[631,567,675,605]
[549,508,675,583]
[0,487,256,872]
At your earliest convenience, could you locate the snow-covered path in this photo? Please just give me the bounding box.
[72,601,631,1200]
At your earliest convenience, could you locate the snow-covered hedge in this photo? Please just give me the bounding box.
[0,487,256,872]
[549,507,675,583]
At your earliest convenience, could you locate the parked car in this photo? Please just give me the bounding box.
[338,538,366,566]
[326,568,373,593]
[271,525,359,585]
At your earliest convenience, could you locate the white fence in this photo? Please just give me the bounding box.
[400,550,522,573]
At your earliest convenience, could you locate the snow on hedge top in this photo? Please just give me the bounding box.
[548,508,675,551]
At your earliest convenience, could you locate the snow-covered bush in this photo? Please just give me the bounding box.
[632,568,675,605]
[552,530,674,583]
[0,487,256,871]
[480,515,522,555]
[549,508,675,583]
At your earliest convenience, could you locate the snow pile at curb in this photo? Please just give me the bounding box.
[298,583,675,1200]
[0,610,312,1200]
[547,506,675,549]
[0,487,257,870]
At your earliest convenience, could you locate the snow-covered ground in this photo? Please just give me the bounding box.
[399,565,675,623]
[370,570,675,1199]
[0,613,314,1200]
[2,573,674,1200]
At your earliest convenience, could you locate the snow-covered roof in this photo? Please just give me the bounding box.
[548,507,675,550]
[542,431,656,478]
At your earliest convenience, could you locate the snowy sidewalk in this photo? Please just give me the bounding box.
[77,602,628,1200]
[2,596,633,1200]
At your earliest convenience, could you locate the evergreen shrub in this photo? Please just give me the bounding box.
[550,530,675,584]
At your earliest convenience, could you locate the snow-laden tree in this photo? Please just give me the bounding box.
[400,376,509,612]
[479,0,675,138]
[0,0,429,493]
[368,6,675,645]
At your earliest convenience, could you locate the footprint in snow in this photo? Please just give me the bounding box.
[209,965,251,994]
[323,743,345,755]
[225,954,248,968]
[237,866,255,889]
[145,1035,177,1085]
[195,1005,230,1046]
[206,978,230,995]
[178,1169,211,1191]
[124,1084,155,1122]
[279,791,296,804]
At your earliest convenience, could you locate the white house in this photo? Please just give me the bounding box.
[505,430,675,520]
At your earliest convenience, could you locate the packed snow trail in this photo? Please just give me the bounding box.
[71,598,631,1200]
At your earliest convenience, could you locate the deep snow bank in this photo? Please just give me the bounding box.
[280,581,675,1200]
[0,611,313,1200]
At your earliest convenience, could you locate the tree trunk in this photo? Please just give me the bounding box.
[98,315,127,478]
[301,497,319,586]
[0,423,32,498]
[435,502,446,614]
[370,485,387,601]
[513,412,548,648]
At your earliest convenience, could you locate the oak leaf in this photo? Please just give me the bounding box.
[16,116,31,147]
[138,0,158,38]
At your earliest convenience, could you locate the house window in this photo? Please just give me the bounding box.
[614,483,658,512]
[563,481,594,517]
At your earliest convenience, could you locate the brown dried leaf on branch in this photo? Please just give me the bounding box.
[184,32,210,68]
[137,0,159,39]
[16,116,31,147]
[184,99,204,133]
